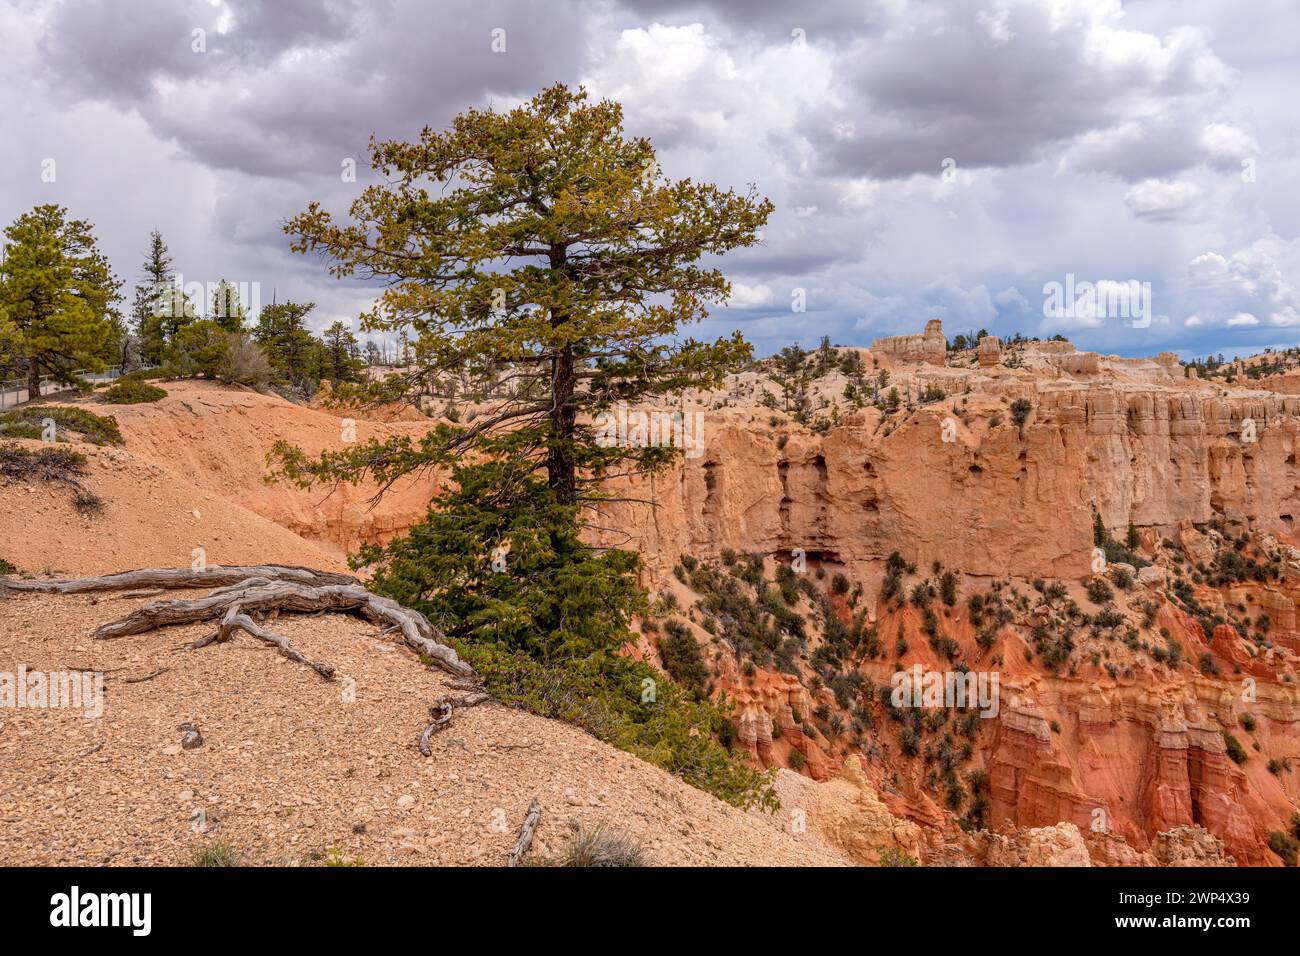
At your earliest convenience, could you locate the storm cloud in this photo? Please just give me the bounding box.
[3,0,1296,359]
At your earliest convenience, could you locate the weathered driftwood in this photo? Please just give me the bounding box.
[0,564,358,595]
[211,602,336,680]
[93,581,473,678]
[507,798,542,867]
[419,692,491,755]
[1,565,474,679]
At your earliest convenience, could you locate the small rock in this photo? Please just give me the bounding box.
[177,723,204,750]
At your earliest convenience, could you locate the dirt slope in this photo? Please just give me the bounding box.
[0,590,843,866]
[0,418,846,867]
[93,381,443,560]
[0,438,342,576]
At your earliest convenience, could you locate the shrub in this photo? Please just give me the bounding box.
[1268,830,1297,867]
[1086,578,1113,605]
[102,380,166,404]
[1010,398,1032,430]
[0,406,123,445]
[532,823,646,867]
[221,332,274,387]
[0,443,102,513]
[940,570,958,606]
[878,847,919,867]
[657,621,709,697]
[191,840,240,866]
[1222,730,1247,765]
[104,367,170,387]
[0,557,17,576]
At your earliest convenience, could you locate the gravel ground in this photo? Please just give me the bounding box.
[0,591,847,867]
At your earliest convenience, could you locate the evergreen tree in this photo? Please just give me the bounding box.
[274,83,770,507]
[254,300,317,389]
[321,320,363,385]
[265,87,776,809]
[0,204,121,395]
[208,279,246,333]
[132,229,174,365]
[167,319,230,378]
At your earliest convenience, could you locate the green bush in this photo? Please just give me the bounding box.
[879,847,919,867]
[1268,830,1297,867]
[657,621,709,697]
[1010,398,1032,429]
[1222,730,1247,765]
[104,368,170,387]
[1086,578,1114,605]
[457,641,773,809]
[0,405,123,445]
[102,380,167,404]
[363,460,777,811]
[191,840,240,866]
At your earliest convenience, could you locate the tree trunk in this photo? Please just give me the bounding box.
[27,356,40,400]
[547,245,577,506]
[547,342,577,506]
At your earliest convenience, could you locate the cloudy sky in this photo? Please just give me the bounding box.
[4,0,1298,359]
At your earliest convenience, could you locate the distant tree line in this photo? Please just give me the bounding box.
[0,206,389,398]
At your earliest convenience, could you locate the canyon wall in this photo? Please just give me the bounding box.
[595,383,1300,584]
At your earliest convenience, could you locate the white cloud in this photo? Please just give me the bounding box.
[1124,179,1204,221]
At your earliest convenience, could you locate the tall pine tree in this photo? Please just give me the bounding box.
[254,300,317,389]
[274,83,771,506]
[0,204,121,395]
[132,229,174,365]
[209,279,246,333]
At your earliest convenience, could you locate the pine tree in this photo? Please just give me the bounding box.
[0,204,121,395]
[274,83,771,507]
[321,320,362,385]
[132,230,174,365]
[208,279,246,333]
[254,300,317,389]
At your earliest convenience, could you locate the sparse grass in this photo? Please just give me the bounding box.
[102,380,167,404]
[531,823,646,867]
[0,443,102,513]
[304,845,364,867]
[0,558,17,576]
[191,840,240,867]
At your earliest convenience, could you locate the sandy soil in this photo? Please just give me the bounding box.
[0,590,845,866]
